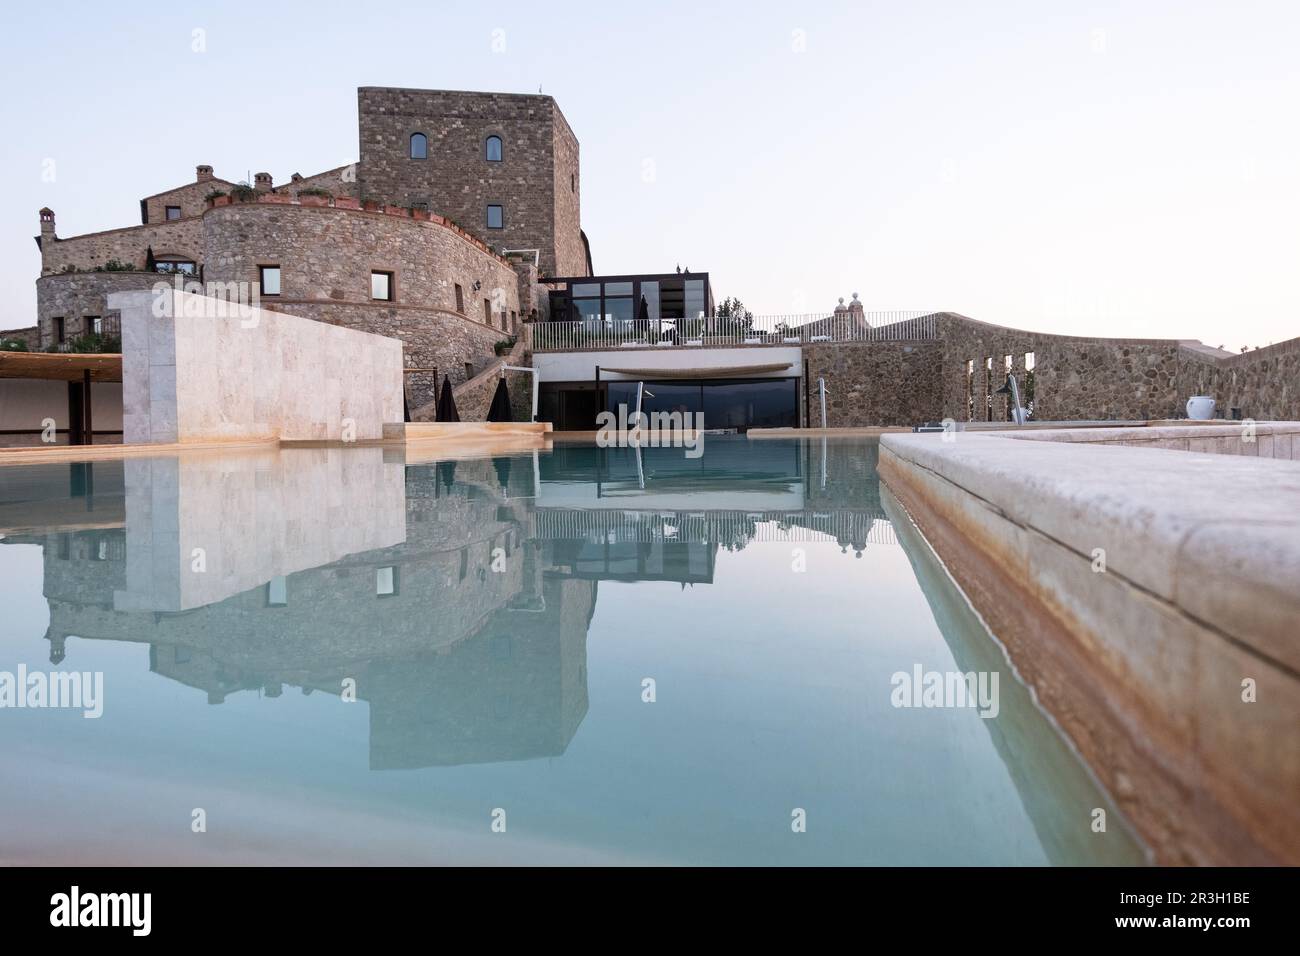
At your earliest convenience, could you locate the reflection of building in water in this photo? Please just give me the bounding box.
[4,438,896,767]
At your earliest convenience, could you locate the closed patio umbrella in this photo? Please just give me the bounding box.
[436,376,460,422]
[487,378,512,422]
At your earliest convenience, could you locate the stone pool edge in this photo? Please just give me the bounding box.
[878,428,1300,865]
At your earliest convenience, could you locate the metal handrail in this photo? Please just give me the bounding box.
[530,311,937,351]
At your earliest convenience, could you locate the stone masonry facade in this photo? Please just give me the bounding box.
[357,87,586,278]
[806,312,1300,427]
[29,86,588,416]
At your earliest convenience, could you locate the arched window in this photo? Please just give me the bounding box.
[485,135,503,162]
[410,133,427,160]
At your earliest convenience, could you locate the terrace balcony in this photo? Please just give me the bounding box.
[529,311,937,352]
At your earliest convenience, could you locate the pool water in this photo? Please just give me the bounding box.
[0,438,1144,865]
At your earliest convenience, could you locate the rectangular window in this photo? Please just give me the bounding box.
[486,204,503,229]
[510,310,517,332]
[455,284,464,313]
[376,566,399,597]
[165,205,182,221]
[371,270,394,301]
[54,317,65,343]
[258,265,281,296]
[483,299,492,324]
[86,316,102,335]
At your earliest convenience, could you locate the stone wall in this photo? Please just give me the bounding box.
[1177,336,1300,421]
[0,325,38,347]
[356,87,581,276]
[143,176,235,224]
[200,201,520,408]
[36,271,162,345]
[805,340,944,426]
[40,215,203,277]
[275,165,360,201]
[110,288,403,444]
[551,110,585,277]
[938,313,1186,422]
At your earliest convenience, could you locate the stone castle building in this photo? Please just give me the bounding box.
[33,87,590,409]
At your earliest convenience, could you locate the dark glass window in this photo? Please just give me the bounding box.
[454,284,464,313]
[259,265,281,296]
[55,317,65,343]
[485,135,503,162]
[486,204,503,229]
[410,133,427,159]
[87,316,102,335]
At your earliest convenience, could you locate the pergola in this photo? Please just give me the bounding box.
[0,352,122,445]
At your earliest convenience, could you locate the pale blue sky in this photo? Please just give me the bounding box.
[2,0,1296,350]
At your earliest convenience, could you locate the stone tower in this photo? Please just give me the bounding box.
[356,87,587,278]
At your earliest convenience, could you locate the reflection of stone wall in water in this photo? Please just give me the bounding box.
[367,575,595,768]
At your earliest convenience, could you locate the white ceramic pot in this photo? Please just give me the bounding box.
[1186,395,1216,420]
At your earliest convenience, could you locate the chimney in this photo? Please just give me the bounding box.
[196,164,214,182]
[254,172,273,192]
[38,208,56,266]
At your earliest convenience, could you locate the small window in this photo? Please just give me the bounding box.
[376,566,399,597]
[510,310,517,332]
[486,204,503,229]
[454,284,464,313]
[87,316,102,335]
[410,132,427,160]
[482,299,491,324]
[165,205,182,221]
[571,173,575,193]
[485,135,503,162]
[259,265,281,296]
[54,317,65,343]
[371,270,394,301]
[266,576,288,607]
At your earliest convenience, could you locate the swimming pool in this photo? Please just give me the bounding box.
[0,438,1144,865]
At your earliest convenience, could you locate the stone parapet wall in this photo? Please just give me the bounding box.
[939,313,1187,422]
[40,216,202,277]
[1177,336,1300,421]
[805,340,943,427]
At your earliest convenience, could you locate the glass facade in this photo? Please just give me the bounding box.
[599,378,798,432]
[548,274,714,327]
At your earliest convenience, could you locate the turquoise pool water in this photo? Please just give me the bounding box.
[0,438,1144,865]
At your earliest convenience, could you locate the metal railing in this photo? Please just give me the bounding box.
[530,311,937,351]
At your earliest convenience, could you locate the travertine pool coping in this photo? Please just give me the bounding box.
[878,424,1300,864]
[882,424,1300,669]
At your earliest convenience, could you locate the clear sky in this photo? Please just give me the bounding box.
[2,0,1296,351]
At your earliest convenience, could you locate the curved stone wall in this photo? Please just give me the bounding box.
[36,271,166,345]
[201,202,521,407]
